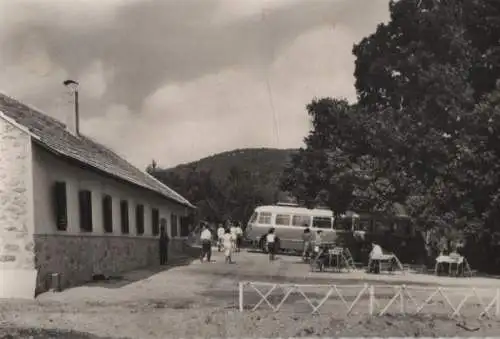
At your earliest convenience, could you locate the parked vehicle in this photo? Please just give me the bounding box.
[244,203,350,253]
[244,203,422,263]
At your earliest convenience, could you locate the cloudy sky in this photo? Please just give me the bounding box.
[0,0,390,169]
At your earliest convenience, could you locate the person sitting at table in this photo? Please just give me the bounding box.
[439,236,449,255]
[368,242,384,273]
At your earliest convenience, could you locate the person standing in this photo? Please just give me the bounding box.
[266,228,277,261]
[235,223,244,252]
[222,228,235,263]
[314,230,323,247]
[229,222,237,252]
[230,222,237,237]
[217,224,225,252]
[159,223,170,265]
[200,223,213,262]
[302,227,312,261]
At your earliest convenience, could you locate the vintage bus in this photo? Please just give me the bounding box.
[244,203,355,253]
[344,211,424,264]
[245,203,424,263]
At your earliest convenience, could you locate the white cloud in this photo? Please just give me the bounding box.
[83,19,385,168]
[213,0,302,23]
[78,60,107,99]
[0,0,391,170]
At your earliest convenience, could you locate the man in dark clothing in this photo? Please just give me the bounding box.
[159,223,170,265]
[302,227,312,261]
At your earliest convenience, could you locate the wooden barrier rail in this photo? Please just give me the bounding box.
[238,281,500,319]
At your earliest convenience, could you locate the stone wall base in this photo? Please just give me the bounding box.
[33,234,191,295]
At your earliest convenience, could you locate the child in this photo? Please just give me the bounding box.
[216,224,225,252]
[222,228,234,263]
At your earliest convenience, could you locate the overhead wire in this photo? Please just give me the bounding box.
[261,8,280,148]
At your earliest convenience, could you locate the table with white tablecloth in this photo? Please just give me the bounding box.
[434,254,472,277]
[368,253,404,274]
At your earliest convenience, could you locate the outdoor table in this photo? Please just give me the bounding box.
[368,253,404,274]
[310,243,349,272]
[434,254,471,277]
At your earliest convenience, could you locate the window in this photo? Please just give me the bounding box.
[374,220,389,233]
[120,200,129,234]
[292,215,311,227]
[53,181,68,231]
[249,212,258,223]
[102,194,113,233]
[335,216,352,231]
[136,204,144,235]
[152,208,160,236]
[355,218,372,232]
[171,214,178,237]
[275,214,291,226]
[257,212,272,224]
[312,216,332,229]
[79,190,93,232]
[394,218,411,236]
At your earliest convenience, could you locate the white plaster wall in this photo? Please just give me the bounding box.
[31,145,189,238]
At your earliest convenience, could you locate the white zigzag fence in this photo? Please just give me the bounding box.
[238,281,500,319]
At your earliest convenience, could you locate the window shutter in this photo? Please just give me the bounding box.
[136,204,144,235]
[79,190,93,232]
[152,208,159,235]
[120,200,129,234]
[53,182,68,231]
[171,214,178,237]
[102,195,113,233]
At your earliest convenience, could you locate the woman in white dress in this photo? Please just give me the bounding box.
[222,229,235,263]
[216,224,225,252]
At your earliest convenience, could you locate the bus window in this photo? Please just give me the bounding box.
[335,217,352,231]
[249,212,258,223]
[395,218,411,236]
[312,216,332,229]
[354,219,371,232]
[352,217,360,231]
[359,219,372,232]
[275,214,291,226]
[257,212,272,225]
[292,215,311,227]
[374,220,389,233]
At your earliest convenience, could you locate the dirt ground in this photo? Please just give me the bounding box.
[1,249,500,338]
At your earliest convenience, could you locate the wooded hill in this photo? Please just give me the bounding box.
[148,148,296,223]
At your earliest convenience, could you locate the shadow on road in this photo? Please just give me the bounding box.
[87,249,199,289]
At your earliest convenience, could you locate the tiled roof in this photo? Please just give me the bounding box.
[0,93,194,209]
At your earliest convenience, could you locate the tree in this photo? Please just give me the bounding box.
[151,163,269,224]
[351,0,480,229]
[223,166,265,222]
[283,0,500,232]
[464,0,500,101]
[456,84,500,229]
[280,98,390,216]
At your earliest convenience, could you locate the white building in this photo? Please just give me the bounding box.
[0,93,195,298]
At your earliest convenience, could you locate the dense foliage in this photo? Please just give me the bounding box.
[148,148,296,224]
[280,0,500,272]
